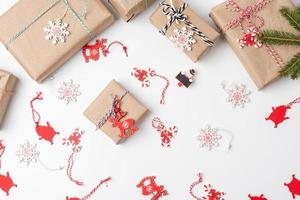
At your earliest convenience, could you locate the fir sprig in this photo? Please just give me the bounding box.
[258,6,300,80]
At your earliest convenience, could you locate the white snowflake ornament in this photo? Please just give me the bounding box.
[16,141,40,166]
[57,79,81,104]
[197,125,222,151]
[169,26,196,51]
[44,19,70,44]
[222,82,251,108]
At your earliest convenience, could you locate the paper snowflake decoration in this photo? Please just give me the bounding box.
[57,79,81,104]
[169,26,196,51]
[16,141,40,166]
[197,125,222,151]
[222,83,251,108]
[44,19,70,44]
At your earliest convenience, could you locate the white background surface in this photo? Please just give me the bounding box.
[1,0,300,199]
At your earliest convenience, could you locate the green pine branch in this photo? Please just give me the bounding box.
[257,6,300,79]
[258,30,300,45]
[280,7,300,32]
[280,52,300,79]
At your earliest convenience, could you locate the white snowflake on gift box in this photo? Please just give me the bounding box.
[169,26,196,51]
[44,19,70,44]
[222,82,251,108]
[16,141,40,166]
[196,125,222,151]
[57,79,81,104]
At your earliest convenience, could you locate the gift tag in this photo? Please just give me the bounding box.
[176,69,196,88]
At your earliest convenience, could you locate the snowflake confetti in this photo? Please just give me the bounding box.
[197,125,222,151]
[169,26,196,51]
[16,141,40,166]
[44,19,70,45]
[57,79,81,104]
[222,82,251,108]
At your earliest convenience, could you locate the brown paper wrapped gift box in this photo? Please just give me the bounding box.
[109,0,155,22]
[150,0,220,62]
[210,0,298,89]
[0,70,18,128]
[84,80,148,144]
[0,0,114,82]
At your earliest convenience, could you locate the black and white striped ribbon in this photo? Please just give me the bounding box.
[159,2,214,47]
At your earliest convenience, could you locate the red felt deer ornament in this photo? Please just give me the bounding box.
[284,174,300,199]
[82,38,128,63]
[265,97,300,128]
[30,92,59,144]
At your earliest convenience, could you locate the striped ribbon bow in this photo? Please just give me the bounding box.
[159,2,214,47]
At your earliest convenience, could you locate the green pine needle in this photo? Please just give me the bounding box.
[280,7,300,32]
[258,30,300,45]
[280,52,300,79]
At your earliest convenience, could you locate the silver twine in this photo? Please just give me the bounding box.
[159,2,214,47]
[4,0,92,49]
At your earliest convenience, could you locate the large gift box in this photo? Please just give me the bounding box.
[150,0,220,62]
[84,80,148,144]
[0,0,114,82]
[0,70,17,127]
[210,0,297,89]
[109,0,155,22]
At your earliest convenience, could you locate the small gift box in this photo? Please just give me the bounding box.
[84,80,148,144]
[109,0,155,22]
[210,0,297,89]
[0,0,114,82]
[0,70,17,127]
[149,0,220,62]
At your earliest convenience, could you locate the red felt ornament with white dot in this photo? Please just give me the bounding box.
[30,92,60,145]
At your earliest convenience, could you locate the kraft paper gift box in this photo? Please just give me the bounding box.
[149,0,220,62]
[84,80,148,144]
[0,70,18,127]
[0,0,114,83]
[109,0,155,22]
[210,0,298,89]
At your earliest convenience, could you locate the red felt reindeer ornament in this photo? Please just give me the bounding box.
[82,38,128,63]
[30,92,59,145]
[66,177,111,200]
[265,97,300,128]
[137,176,168,200]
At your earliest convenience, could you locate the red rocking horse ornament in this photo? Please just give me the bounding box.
[265,97,300,128]
[30,92,59,144]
